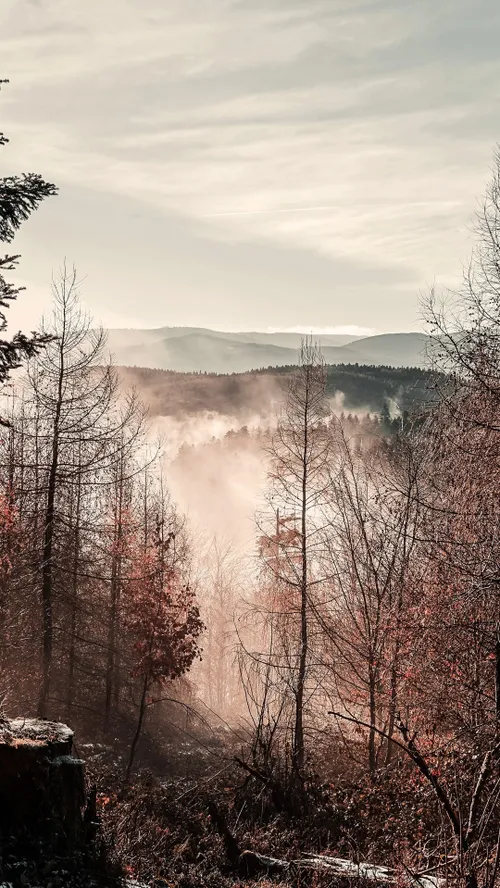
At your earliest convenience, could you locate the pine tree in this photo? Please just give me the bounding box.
[0,79,57,382]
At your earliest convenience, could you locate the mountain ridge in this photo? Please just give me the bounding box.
[105,327,430,373]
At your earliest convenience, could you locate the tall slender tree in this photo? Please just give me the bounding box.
[257,339,331,778]
[28,266,146,716]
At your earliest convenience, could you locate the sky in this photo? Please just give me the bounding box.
[1,0,500,335]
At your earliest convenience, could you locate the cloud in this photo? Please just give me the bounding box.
[1,0,498,332]
[10,183,416,333]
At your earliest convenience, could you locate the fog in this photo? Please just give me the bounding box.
[155,392,378,553]
[165,419,266,551]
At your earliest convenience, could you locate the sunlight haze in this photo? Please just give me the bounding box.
[2,0,498,333]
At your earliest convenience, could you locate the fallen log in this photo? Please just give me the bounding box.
[237,850,443,888]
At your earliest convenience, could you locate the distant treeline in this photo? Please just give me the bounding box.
[256,363,442,412]
[328,364,441,412]
[117,362,444,420]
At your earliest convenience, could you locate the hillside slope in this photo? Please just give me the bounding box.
[118,363,441,420]
[106,327,430,372]
[332,333,430,367]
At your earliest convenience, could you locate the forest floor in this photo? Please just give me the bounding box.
[0,725,441,888]
[74,729,437,888]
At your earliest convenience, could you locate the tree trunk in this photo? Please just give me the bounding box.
[104,461,124,734]
[38,361,64,718]
[385,656,398,766]
[0,718,85,852]
[39,447,58,718]
[495,621,500,731]
[293,400,309,776]
[67,460,82,722]
[368,663,377,776]
[104,551,119,734]
[125,674,148,781]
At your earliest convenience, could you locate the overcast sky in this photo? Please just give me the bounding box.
[2,0,500,334]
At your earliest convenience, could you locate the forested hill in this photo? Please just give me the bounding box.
[117,362,442,419]
[264,363,441,412]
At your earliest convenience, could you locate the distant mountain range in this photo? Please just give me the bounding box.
[105,326,431,373]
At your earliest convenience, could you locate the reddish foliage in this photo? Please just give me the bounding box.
[123,526,204,693]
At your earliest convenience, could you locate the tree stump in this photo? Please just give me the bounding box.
[0,718,86,852]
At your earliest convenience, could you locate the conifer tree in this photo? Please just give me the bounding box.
[0,79,57,382]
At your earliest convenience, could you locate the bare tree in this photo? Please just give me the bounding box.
[323,426,423,774]
[25,266,146,716]
[255,339,331,779]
